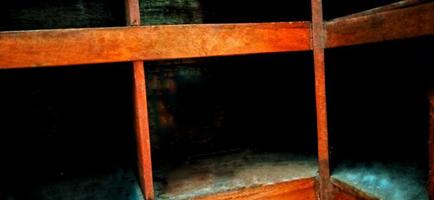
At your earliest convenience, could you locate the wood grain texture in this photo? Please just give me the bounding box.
[0,0,125,31]
[0,22,311,69]
[132,62,155,200]
[195,178,317,200]
[125,0,155,199]
[311,0,331,199]
[430,92,434,200]
[125,0,141,26]
[326,2,434,48]
[331,179,379,200]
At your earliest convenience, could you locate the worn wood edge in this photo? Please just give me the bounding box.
[311,0,331,199]
[325,2,434,48]
[194,177,317,200]
[0,22,311,69]
[331,178,380,200]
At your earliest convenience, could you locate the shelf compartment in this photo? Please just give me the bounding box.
[326,37,434,200]
[0,63,143,200]
[145,52,318,199]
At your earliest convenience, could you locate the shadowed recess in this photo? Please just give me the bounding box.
[0,64,142,200]
[323,0,402,19]
[0,0,125,31]
[139,0,311,25]
[326,36,434,200]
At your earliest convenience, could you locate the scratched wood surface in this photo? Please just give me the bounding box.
[331,179,378,200]
[0,22,311,69]
[138,0,311,25]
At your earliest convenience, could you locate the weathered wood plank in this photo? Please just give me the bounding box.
[0,22,311,69]
[125,0,155,199]
[326,2,434,48]
[331,179,379,200]
[132,61,155,200]
[311,0,331,199]
[195,178,317,200]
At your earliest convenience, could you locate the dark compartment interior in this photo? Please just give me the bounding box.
[0,64,143,200]
[0,0,126,31]
[326,36,434,199]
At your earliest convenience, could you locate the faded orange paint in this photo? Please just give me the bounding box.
[132,61,155,200]
[0,22,311,69]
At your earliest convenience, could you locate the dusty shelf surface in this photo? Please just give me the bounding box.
[21,168,144,200]
[154,150,318,199]
[332,161,428,200]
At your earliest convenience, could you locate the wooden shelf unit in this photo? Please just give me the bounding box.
[0,0,433,199]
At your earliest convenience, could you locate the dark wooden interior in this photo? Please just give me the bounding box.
[0,0,433,199]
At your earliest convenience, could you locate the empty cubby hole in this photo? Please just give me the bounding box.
[0,0,126,31]
[326,36,434,200]
[139,0,311,25]
[0,63,142,200]
[145,52,318,199]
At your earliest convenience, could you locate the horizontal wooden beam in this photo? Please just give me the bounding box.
[196,178,317,200]
[326,2,434,48]
[333,0,424,20]
[0,22,311,69]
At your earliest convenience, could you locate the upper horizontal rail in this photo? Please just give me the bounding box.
[326,1,434,48]
[0,22,311,69]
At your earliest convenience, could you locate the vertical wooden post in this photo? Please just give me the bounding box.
[125,0,155,199]
[311,0,331,199]
[429,92,434,200]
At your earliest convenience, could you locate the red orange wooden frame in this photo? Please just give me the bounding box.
[0,0,433,199]
[125,0,155,199]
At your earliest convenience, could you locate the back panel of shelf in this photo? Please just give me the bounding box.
[0,0,126,31]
